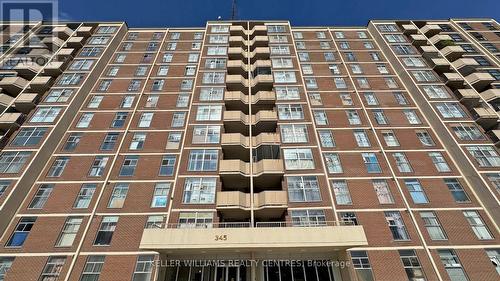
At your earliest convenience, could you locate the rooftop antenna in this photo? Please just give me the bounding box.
[231,0,237,20]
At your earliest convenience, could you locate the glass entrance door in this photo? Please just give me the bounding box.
[215,265,245,281]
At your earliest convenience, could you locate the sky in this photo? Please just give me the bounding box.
[56,0,499,28]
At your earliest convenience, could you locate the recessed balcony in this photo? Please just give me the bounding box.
[42,37,65,49]
[465,72,495,91]
[420,45,439,59]
[452,58,479,76]
[52,26,73,39]
[420,24,441,37]
[429,58,450,73]
[0,76,29,96]
[139,222,368,255]
[230,25,267,37]
[13,63,42,79]
[29,76,54,93]
[480,89,500,102]
[429,34,452,48]
[443,72,465,89]
[14,93,39,113]
[43,61,67,77]
[223,110,277,135]
[219,159,284,189]
[473,107,498,130]
[454,89,480,108]
[0,112,24,130]
[410,34,427,46]
[401,24,418,35]
[57,48,76,59]
[76,25,93,37]
[441,45,465,61]
[228,47,270,63]
[65,36,84,49]
[487,130,500,147]
[216,190,287,219]
[0,94,14,110]
[221,132,280,161]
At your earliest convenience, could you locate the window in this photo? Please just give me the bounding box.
[120,96,134,108]
[119,156,138,176]
[334,77,347,89]
[287,176,321,202]
[324,153,342,173]
[11,127,47,146]
[151,183,170,208]
[301,65,313,75]
[373,180,394,204]
[31,107,61,123]
[362,153,381,173]
[89,156,108,177]
[278,104,304,120]
[416,130,435,147]
[399,250,426,281]
[357,78,370,89]
[76,113,93,128]
[0,257,14,281]
[444,179,470,203]
[283,148,314,170]
[28,184,53,209]
[192,125,220,144]
[405,179,428,204]
[404,110,421,124]
[394,92,409,105]
[436,103,466,119]
[364,92,378,105]
[438,250,468,281]
[47,156,69,177]
[385,211,410,240]
[373,110,388,125]
[207,46,227,55]
[412,70,438,82]
[58,73,83,85]
[385,34,406,43]
[305,78,317,89]
[0,181,10,198]
[280,124,308,143]
[402,57,426,67]
[202,72,225,84]
[128,80,141,91]
[420,211,447,240]
[351,251,374,281]
[200,88,224,101]
[346,110,362,125]
[87,96,103,108]
[183,177,216,204]
[463,211,493,240]
[429,152,451,172]
[354,130,371,147]
[324,52,335,61]
[138,112,153,128]
[486,249,500,275]
[80,256,105,281]
[340,212,358,225]
[196,105,222,121]
[313,110,328,125]
[298,52,310,62]
[309,93,322,105]
[172,112,186,127]
[132,255,155,281]
[157,65,169,76]
[178,212,213,228]
[329,64,340,75]
[108,183,128,208]
[271,58,293,68]
[188,53,199,62]
[466,146,500,167]
[166,132,181,149]
[274,71,296,83]
[39,256,66,281]
[56,217,83,247]
[393,152,412,173]
[382,130,399,146]
[94,216,118,245]
[45,89,74,103]
[159,155,176,176]
[73,184,96,209]
[332,180,352,205]
[151,79,164,91]
[145,95,159,108]
[275,86,300,100]
[205,58,226,69]
[100,132,119,151]
[270,45,290,55]
[6,217,35,247]
[319,130,335,147]
[188,150,218,171]
[290,210,326,227]
[340,93,353,105]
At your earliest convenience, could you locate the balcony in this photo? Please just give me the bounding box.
[226,74,273,93]
[420,45,439,59]
[401,24,418,35]
[42,37,65,49]
[488,130,500,147]
[65,36,84,49]
[410,34,427,46]
[480,89,500,102]
[52,26,73,39]
[216,190,287,219]
[57,48,76,59]
[443,72,465,89]
[224,90,275,112]
[221,132,280,161]
[230,25,267,37]
[429,34,452,48]
[441,45,465,61]
[29,76,53,92]
[13,63,42,79]
[14,93,39,113]
[223,110,277,135]
[0,112,24,130]
[139,222,368,255]
[227,60,271,76]
[473,107,498,130]
[43,61,66,77]
[219,159,284,189]
[454,89,480,108]
[0,76,29,96]
[0,94,14,110]
[465,73,495,91]
[452,58,479,76]
[76,25,93,37]
[420,24,441,36]
[228,47,270,62]
[429,58,450,73]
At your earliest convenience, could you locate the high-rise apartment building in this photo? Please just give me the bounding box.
[0,18,498,281]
